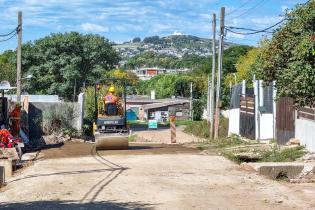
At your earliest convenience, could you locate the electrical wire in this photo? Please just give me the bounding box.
[229,0,267,20]
[0,32,17,43]
[226,0,254,17]
[226,26,273,34]
[0,27,18,37]
[225,18,286,35]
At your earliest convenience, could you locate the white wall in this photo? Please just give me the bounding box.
[228,108,240,136]
[296,118,315,152]
[259,113,274,140]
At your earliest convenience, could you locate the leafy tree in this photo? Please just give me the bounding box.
[258,1,315,106]
[222,45,254,74]
[132,37,141,43]
[0,50,16,85]
[225,48,261,85]
[22,32,119,100]
[143,36,160,44]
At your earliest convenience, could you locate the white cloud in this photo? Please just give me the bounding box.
[172,31,184,35]
[81,23,108,33]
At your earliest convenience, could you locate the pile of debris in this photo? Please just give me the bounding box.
[41,132,71,145]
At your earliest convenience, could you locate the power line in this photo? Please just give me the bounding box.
[0,27,18,37]
[226,26,273,33]
[225,18,286,35]
[0,32,17,43]
[226,0,254,17]
[229,0,267,20]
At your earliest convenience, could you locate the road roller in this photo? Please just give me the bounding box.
[93,78,129,150]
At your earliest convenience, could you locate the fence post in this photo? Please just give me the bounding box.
[78,92,85,130]
[242,80,246,95]
[253,80,259,141]
[170,115,176,143]
[259,80,264,107]
[272,81,276,141]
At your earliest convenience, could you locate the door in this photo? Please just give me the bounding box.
[239,95,255,139]
[276,97,295,145]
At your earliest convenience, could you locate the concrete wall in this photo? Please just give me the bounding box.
[5,95,60,103]
[296,118,315,152]
[28,101,82,140]
[228,108,240,136]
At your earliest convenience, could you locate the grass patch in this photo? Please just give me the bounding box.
[260,146,306,162]
[128,135,137,142]
[184,117,229,139]
[222,145,306,164]
[210,135,249,148]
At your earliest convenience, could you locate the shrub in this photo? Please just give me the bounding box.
[184,117,229,139]
[42,103,78,135]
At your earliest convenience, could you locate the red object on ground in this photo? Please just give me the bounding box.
[9,106,21,137]
[0,129,21,148]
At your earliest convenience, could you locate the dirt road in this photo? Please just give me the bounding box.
[0,141,315,209]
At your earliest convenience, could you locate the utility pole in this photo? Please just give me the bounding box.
[73,78,77,102]
[207,76,210,122]
[16,11,22,103]
[210,13,216,139]
[214,7,225,139]
[190,82,193,121]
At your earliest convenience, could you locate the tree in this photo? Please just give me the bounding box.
[222,45,254,74]
[143,36,161,44]
[258,1,315,106]
[22,32,119,100]
[132,37,141,43]
[225,48,261,85]
[0,50,16,85]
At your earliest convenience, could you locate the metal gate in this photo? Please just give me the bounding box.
[240,95,255,139]
[276,97,295,145]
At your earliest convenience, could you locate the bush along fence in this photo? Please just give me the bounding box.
[27,93,85,140]
[228,80,315,152]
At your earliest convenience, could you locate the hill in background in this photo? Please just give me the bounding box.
[114,34,236,63]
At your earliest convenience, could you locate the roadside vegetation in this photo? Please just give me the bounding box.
[184,117,229,139]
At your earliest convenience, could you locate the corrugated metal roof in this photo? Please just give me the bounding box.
[141,99,189,110]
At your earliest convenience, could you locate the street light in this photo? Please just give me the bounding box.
[21,74,33,80]
[21,74,33,95]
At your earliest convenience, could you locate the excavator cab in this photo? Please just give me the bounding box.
[93,78,129,150]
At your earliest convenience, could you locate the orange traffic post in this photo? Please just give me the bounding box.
[169,115,176,143]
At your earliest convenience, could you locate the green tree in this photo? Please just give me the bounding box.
[0,50,16,84]
[222,45,254,74]
[225,48,261,85]
[258,1,315,106]
[22,32,119,100]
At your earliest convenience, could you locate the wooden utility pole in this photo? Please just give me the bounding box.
[190,82,193,120]
[16,11,22,103]
[207,75,210,121]
[210,13,216,139]
[214,7,225,139]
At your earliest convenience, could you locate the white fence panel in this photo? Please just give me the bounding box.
[228,108,240,136]
[259,113,274,140]
[296,118,315,152]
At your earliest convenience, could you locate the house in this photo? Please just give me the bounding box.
[126,95,190,122]
[127,67,192,80]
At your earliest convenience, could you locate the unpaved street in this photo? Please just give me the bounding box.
[0,141,315,210]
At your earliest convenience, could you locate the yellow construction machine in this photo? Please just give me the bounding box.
[93,78,129,150]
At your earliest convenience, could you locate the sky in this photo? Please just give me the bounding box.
[0,0,308,51]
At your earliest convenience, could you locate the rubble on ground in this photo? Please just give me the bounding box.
[287,138,300,146]
[41,133,71,145]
